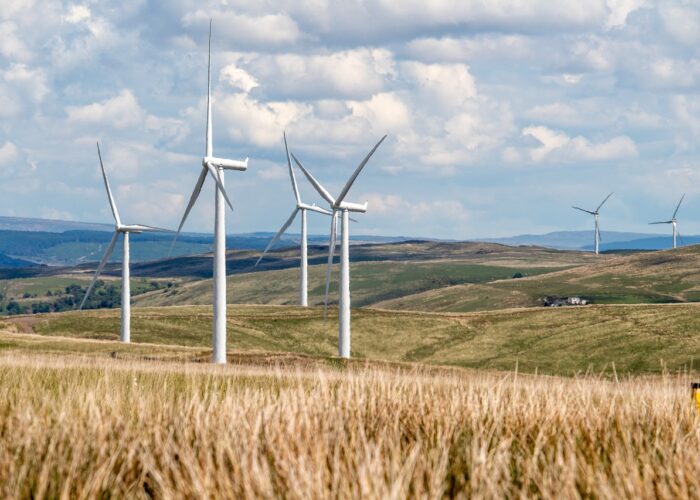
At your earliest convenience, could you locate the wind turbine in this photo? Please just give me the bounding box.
[650,194,685,249]
[171,21,248,364]
[80,142,172,343]
[291,135,387,359]
[572,192,613,255]
[255,133,332,306]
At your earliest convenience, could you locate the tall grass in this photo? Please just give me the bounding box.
[0,353,698,498]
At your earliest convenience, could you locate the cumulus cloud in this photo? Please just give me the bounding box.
[1,0,700,236]
[220,65,259,93]
[359,193,470,222]
[0,141,20,165]
[243,49,395,100]
[182,10,301,49]
[518,126,638,163]
[3,63,48,102]
[66,90,144,128]
[63,4,90,24]
[0,21,31,60]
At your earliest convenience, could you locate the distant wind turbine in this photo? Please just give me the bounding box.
[80,142,172,343]
[291,135,387,358]
[572,192,613,255]
[255,133,332,306]
[171,20,248,364]
[650,194,685,249]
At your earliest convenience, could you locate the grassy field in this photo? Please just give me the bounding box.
[4,303,700,376]
[0,352,697,497]
[133,261,566,308]
[377,245,700,312]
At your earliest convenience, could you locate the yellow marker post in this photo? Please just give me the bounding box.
[693,383,700,415]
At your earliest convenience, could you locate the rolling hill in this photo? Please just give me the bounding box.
[377,244,700,312]
[2,302,700,375]
[131,241,600,307]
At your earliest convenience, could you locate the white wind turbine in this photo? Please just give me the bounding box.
[572,192,613,255]
[171,21,248,364]
[650,194,685,249]
[255,133,332,306]
[80,142,172,343]
[291,135,387,359]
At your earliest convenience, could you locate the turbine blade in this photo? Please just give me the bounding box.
[127,224,175,233]
[649,221,672,225]
[336,134,387,205]
[79,231,119,310]
[205,19,213,157]
[284,132,301,204]
[96,142,121,226]
[306,205,333,216]
[572,206,595,215]
[169,166,208,256]
[678,230,687,247]
[596,192,613,212]
[597,223,602,243]
[672,193,685,219]
[255,208,299,266]
[324,211,337,319]
[290,153,335,205]
[205,163,234,211]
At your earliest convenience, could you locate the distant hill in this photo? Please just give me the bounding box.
[0,218,425,267]
[0,216,113,233]
[376,244,700,313]
[0,252,39,268]
[483,230,664,249]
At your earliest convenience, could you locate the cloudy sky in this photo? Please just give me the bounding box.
[1,0,700,239]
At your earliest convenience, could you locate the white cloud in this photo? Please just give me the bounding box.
[0,0,35,20]
[220,65,259,93]
[63,4,91,24]
[0,141,19,165]
[401,62,477,110]
[3,63,48,102]
[0,21,31,61]
[182,10,301,48]
[606,0,647,28]
[404,35,534,63]
[244,49,395,99]
[364,193,470,223]
[521,125,637,163]
[218,93,310,147]
[660,4,700,45]
[66,90,144,129]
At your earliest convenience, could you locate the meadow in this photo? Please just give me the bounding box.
[4,302,700,375]
[0,351,697,498]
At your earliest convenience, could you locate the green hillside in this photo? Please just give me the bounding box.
[377,245,700,312]
[2,303,700,376]
[132,241,599,307]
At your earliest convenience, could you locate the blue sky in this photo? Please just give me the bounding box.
[1,0,699,239]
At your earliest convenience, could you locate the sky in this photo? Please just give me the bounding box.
[1,0,700,239]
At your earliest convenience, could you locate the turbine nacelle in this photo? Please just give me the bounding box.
[336,200,368,213]
[203,156,248,171]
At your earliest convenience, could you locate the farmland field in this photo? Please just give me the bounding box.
[0,350,697,498]
[4,302,700,375]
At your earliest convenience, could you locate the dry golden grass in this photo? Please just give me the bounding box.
[0,352,698,498]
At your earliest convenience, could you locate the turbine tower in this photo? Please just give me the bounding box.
[291,135,387,359]
[171,21,248,364]
[572,192,613,255]
[255,133,331,306]
[650,194,685,249]
[80,142,172,343]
